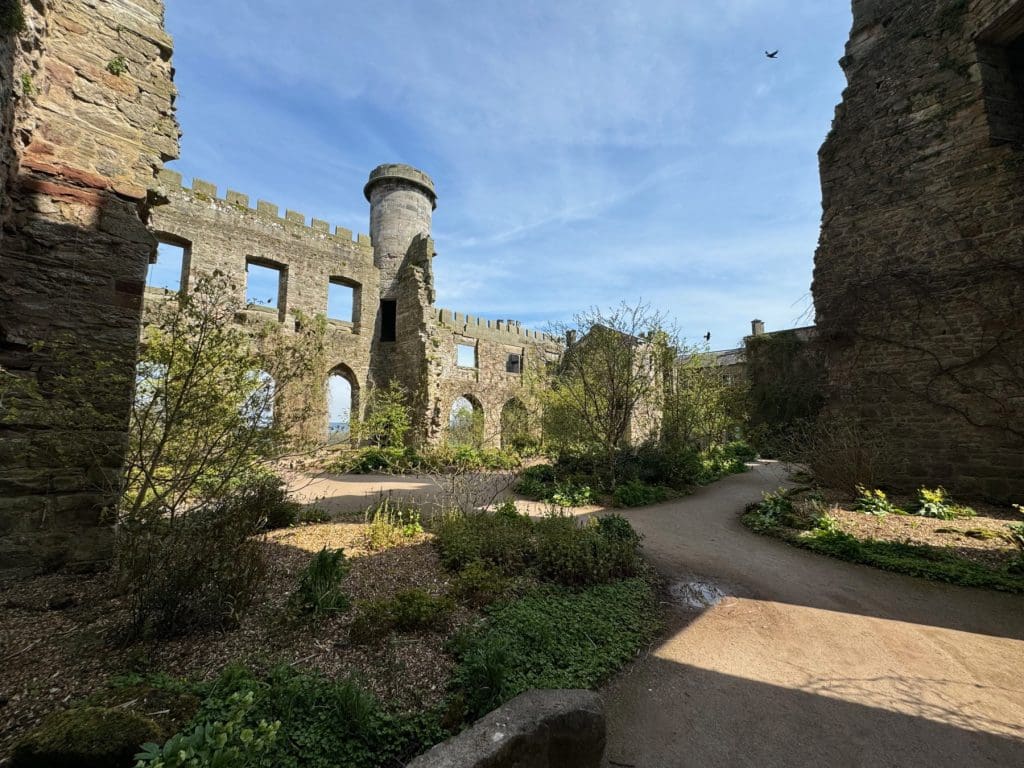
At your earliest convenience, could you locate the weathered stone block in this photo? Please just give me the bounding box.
[406,690,605,768]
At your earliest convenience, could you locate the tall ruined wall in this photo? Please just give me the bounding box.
[814,0,1024,501]
[147,172,378,439]
[428,310,562,447]
[0,0,179,573]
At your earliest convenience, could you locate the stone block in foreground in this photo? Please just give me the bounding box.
[407,689,605,768]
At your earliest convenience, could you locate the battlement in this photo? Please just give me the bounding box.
[437,308,560,345]
[154,169,372,248]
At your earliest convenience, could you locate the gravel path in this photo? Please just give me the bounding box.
[601,462,1024,768]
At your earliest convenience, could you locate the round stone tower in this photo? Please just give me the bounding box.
[364,164,436,296]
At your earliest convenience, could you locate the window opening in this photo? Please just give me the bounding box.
[380,299,397,342]
[457,343,477,368]
[147,242,187,292]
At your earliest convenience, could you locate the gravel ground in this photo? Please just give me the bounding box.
[0,521,472,762]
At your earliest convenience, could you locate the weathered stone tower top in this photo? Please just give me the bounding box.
[364,164,437,296]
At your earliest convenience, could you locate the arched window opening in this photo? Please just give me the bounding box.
[449,395,484,448]
[327,365,358,443]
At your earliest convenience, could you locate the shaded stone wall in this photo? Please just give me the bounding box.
[814,0,1024,501]
[0,0,179,573]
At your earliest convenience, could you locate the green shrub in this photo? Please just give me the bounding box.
[451,579,659,720]
[119,497,267,639]
[434,509,534,574]
[721,440,758,463]
[365,497,423,550]
[298,507,331,524]
[134,691,278,768]
[913,487,975,520]
[291,548,350,616]
[745,488,794,532]
[187,666,447,768]
[549,480,596,507]
[350,589,454,643]
[534,514,643,587]
[613,479,669,507]
[12,706,162,768]
[853,485,901,517]
[450,560,510,607]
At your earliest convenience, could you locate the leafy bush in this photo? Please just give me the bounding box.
[134,691,279,768]
[434,509,534,574]
[365,497,423,550]
[350,589,454,643]
[437,508,644,588]
[12,707,162,768]
[549,480,596,507]
[450,560,510,607]
[333,444,522,475]
[450,579,659,720]
[533,514,643,587]
[613,479,670,507]
[913,487,975,520]
[722,440,759,463]
[853,486,901,517]
[182,666,447,768]
[291,548,350,616]
[119,498,267,639]
[745,488,794,532]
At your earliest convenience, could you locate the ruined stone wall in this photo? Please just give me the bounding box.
[144,169,562,450]
[147,172,378,439]
[814,0,1024,501]
[0,0,179,573]
[429,310,562,447]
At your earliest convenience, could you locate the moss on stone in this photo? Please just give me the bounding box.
[12,706,161,768]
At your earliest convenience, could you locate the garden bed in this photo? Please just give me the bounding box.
[743,485,1024,592]
[0,506,661,766]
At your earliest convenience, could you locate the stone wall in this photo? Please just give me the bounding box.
[0,0,179,573]
[147,166,563,449]
[813,0,1024,501]
[147,171,377,439]
[429,309,562,447]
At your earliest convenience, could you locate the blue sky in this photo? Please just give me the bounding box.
[163,1,850,351]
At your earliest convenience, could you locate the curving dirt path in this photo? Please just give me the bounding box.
[601,462,1024,767]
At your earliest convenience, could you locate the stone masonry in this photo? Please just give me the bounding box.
[814,0,1024,501]
[148,166,563,450]
[0,0,179,572]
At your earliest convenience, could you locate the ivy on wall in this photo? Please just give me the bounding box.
[744,331,826,456]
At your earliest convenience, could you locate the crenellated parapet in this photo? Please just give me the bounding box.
[437,308,561,346]
[154,169,373,249]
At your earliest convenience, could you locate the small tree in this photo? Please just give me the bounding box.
[664,348,748,450]
[351,380,411,448]
[541,302,674,487]
[118,271,323,637]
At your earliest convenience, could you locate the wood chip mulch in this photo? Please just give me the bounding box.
[0,522,475,763]
[807,489,1021,570]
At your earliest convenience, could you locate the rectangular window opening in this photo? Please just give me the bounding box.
[328,279,357,323]
[457,343,477,369]
[245,259,284,310]
[380,299,397,342]
[506,353,522,374]
[147,241,188,292]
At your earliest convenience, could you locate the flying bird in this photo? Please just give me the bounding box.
[765,50,779,59]
[704,331,711,342]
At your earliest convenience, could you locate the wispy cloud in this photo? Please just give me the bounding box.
[165,0,850,345]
